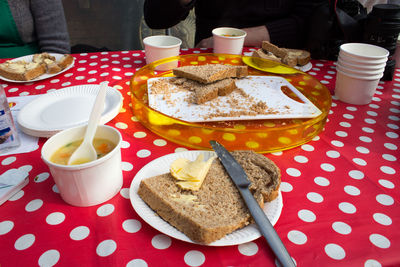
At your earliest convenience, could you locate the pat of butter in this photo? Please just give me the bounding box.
[170,154,216,191]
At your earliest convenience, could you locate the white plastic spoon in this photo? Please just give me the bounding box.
[68,82,108,165]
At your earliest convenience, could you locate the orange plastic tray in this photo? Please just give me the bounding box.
[129,54,331,153]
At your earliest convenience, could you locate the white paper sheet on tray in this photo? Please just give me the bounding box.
[147,76,322,123]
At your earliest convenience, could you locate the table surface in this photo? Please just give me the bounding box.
[0,48,399,267]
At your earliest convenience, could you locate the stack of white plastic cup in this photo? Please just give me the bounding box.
[335,43,389,105]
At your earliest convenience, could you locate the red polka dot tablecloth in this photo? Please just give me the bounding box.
[0,48,399,267]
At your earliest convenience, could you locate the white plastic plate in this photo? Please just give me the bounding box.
[0,53,74,83]
[17,84,122,137]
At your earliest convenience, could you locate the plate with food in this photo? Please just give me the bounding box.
[147,64,321,122]
[129,150,283,246]
[0,53,74,83]
[17,84,122,137]
[243,41,312,74]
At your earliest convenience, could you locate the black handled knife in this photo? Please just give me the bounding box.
[210,140,295,267]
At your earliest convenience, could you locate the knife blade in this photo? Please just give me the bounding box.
[210,140,295,267]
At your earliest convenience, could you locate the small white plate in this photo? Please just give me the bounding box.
[17,84,122,137]
[297,62,312,72]
[148,76,322,123]
[0,53,74,83]
[129,150,283,246]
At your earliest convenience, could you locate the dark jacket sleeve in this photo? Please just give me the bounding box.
[144,0,195,29]
[266,0,328,48]
[30,0,71,54]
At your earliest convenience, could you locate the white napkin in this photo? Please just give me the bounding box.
[0,169,29,205]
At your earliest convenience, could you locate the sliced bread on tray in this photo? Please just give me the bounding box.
[138,150,281,244]
[173,64,248,84]
[171,77,237,104]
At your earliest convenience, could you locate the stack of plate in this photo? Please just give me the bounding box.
[17,84,123,138]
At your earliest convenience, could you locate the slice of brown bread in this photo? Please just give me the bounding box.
[44,59,62,74]
[262,41,288,59]
[195,78,237,104]
[173,64,248,84]
[282,55,298,67]
[0,61,26,81]
[171,77,237,104]
[0,61,46,81]
[138,150,281,244]
[261,41,311,67]
[252,48,282,63]
[282,48,311,66]
[24,62,46,80]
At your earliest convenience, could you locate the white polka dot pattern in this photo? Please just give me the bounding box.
[0,49,398,266]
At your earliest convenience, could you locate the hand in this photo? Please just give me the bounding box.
[195,37,213,48]
[242,26,270,47]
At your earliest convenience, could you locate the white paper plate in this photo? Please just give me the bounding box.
[0,53,74,83]
[129,150,283,246]
[17,84,122,137]
[148,76,322,122]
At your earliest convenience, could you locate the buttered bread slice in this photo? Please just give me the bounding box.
[138,150,281,244]
[0,60,46,81]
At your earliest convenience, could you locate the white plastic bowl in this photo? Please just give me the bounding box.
[340,43,389,61]
[335,68,383,105]
[336,62,385,77]
[338,55,387,70]
[41,125,123,207]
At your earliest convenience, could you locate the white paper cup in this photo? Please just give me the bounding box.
[340,43,389,61]
[338,55,387,70]
[335,68,383,105]
[338,52,388,65]
[336,62,385,77]
[41,125,123,207]
[212,27,247,55]
[143,35,182,70]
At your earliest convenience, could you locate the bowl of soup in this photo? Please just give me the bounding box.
[41,125,123,207]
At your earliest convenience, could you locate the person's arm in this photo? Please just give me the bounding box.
[30,0,70,54]
[144,0,195,29]
[242,26,270,47]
